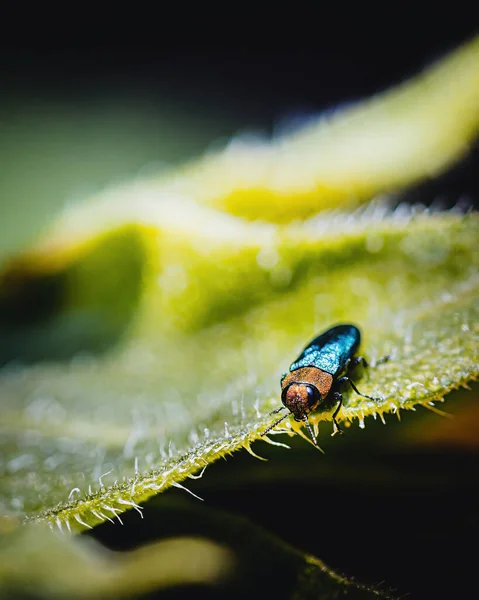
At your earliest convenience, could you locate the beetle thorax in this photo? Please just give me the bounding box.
[282,366,334,399]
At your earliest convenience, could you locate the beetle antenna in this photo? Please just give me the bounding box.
[305,415,318,446]
[269,406,287,416]
[261,412,290,436]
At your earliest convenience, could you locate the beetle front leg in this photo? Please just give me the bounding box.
[331,391,344,436]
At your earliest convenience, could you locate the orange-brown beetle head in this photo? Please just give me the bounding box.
[281,382,321,421]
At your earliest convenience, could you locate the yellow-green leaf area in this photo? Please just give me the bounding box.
[0,206,478,532]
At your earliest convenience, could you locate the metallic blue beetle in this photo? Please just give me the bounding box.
[262,324,385,445]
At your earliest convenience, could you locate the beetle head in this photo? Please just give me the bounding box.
[281,382,321,421]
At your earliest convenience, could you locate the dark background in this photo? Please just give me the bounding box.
[3,5,479,208]
[3,5,479,599]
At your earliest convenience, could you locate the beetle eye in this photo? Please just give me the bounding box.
[306,385,320,408]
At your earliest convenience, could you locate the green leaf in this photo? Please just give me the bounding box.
[1,37,479,600]
[1,37,479,553]
[0,205,478,532]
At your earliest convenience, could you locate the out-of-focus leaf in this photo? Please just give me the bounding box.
[0,201,477,532]
[0,100,241,262]
[0,501,395,600]
[0,524,233,599]
[159,35,479,221]
[0,225,146,363]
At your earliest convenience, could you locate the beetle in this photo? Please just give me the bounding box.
[261,324,387,445]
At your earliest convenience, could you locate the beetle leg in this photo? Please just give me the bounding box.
[350,354,390,374]
[350,356,368,370]
[375,354,391,366]
[331,391,344,436]
[337,376,381,403]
